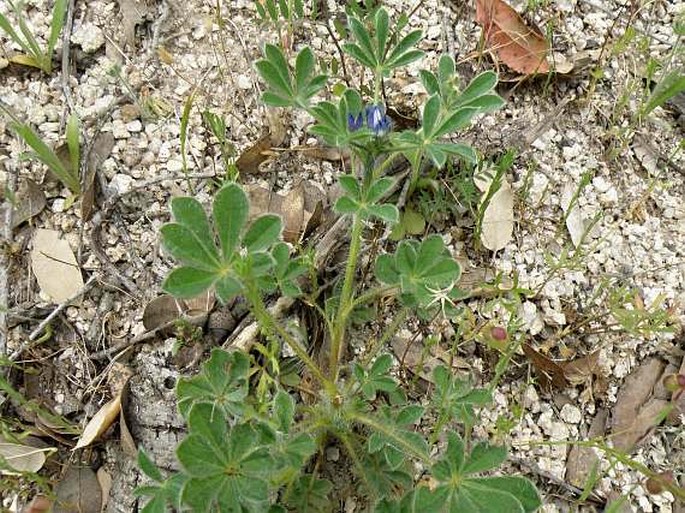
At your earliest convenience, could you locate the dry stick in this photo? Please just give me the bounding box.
[89,171,216,296]
[0,169,17,372]
[89,313,208,361]
[7,274,100,363]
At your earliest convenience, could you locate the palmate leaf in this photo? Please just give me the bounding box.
[284,475,333,513]
[334,175,398,224]
[162,183,284,303]
[176,349,250,419]
[343,8,423,74]
[393,432,542,513]
[375,235,461,308]
[256,44,327,108]
[178,406,275,512]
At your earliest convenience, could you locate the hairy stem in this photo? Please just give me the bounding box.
[247,283,334,394]
[330,214,364,380]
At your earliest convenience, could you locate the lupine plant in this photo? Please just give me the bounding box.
[137,7,541,512]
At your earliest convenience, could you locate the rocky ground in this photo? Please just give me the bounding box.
[1,0,684,511]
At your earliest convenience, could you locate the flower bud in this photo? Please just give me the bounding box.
[490,326,508,341]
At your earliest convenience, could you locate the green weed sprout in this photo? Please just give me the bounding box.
[0,0,68,74]
[0,103,81,195]
[137,8,539,512]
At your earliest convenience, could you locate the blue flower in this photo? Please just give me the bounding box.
[347,112,364,132]
[365,105,392,136]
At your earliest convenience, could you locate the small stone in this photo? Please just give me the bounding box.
[126,120,143,133]
[110,174,134,195]
[111,120,130,139]
[325,446,340,462]
[559,404,582,424]
[71,23,105,53]
[51,198,65,213]
[120,104,140,123]
[519,301,544,335]
[166,159,184,173]
[236,74,251,90]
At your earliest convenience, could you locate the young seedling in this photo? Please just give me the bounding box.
[0,103,81,196]
[0,0,68,73]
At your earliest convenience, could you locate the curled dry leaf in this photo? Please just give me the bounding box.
[73,396,122,451]
[475,0,550,74]
[478,177,514,252]
[523,344,601,391]
[560,183,585,248]
[11,178,46,229]
[235,111,287,174]
[30,229,84,303]
[611,358,669,453]
[53,466,102,513]
[522,343,568,390]
[74,364,133,451]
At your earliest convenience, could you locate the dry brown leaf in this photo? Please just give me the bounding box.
[561,350,600,386]
[236,113,287,175]
[11,178,46,229]
[73,396,122,451]
[30,229,84,303]
[143,295,187,331]
[96,467,112,513]
[475,0,550,74]
[82,132,115,222]
[565,408,607,488]
[53,466,102,513]
[522,343,568,390]
[245,181,326,244]
[611,358,669,452]
[478,176,514,252]
[235,134,274,174]
[0,441,52,474]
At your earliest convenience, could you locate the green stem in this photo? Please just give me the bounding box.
[247,284,334,394]
[344,285,398,318]
[373,68,382,103]
[330,214,364,380]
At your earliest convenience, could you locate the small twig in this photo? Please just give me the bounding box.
[89,313,207,361]
[0,167,17,373]
[6,274,100,362]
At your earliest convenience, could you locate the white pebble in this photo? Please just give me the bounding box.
[559,404,582,424]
